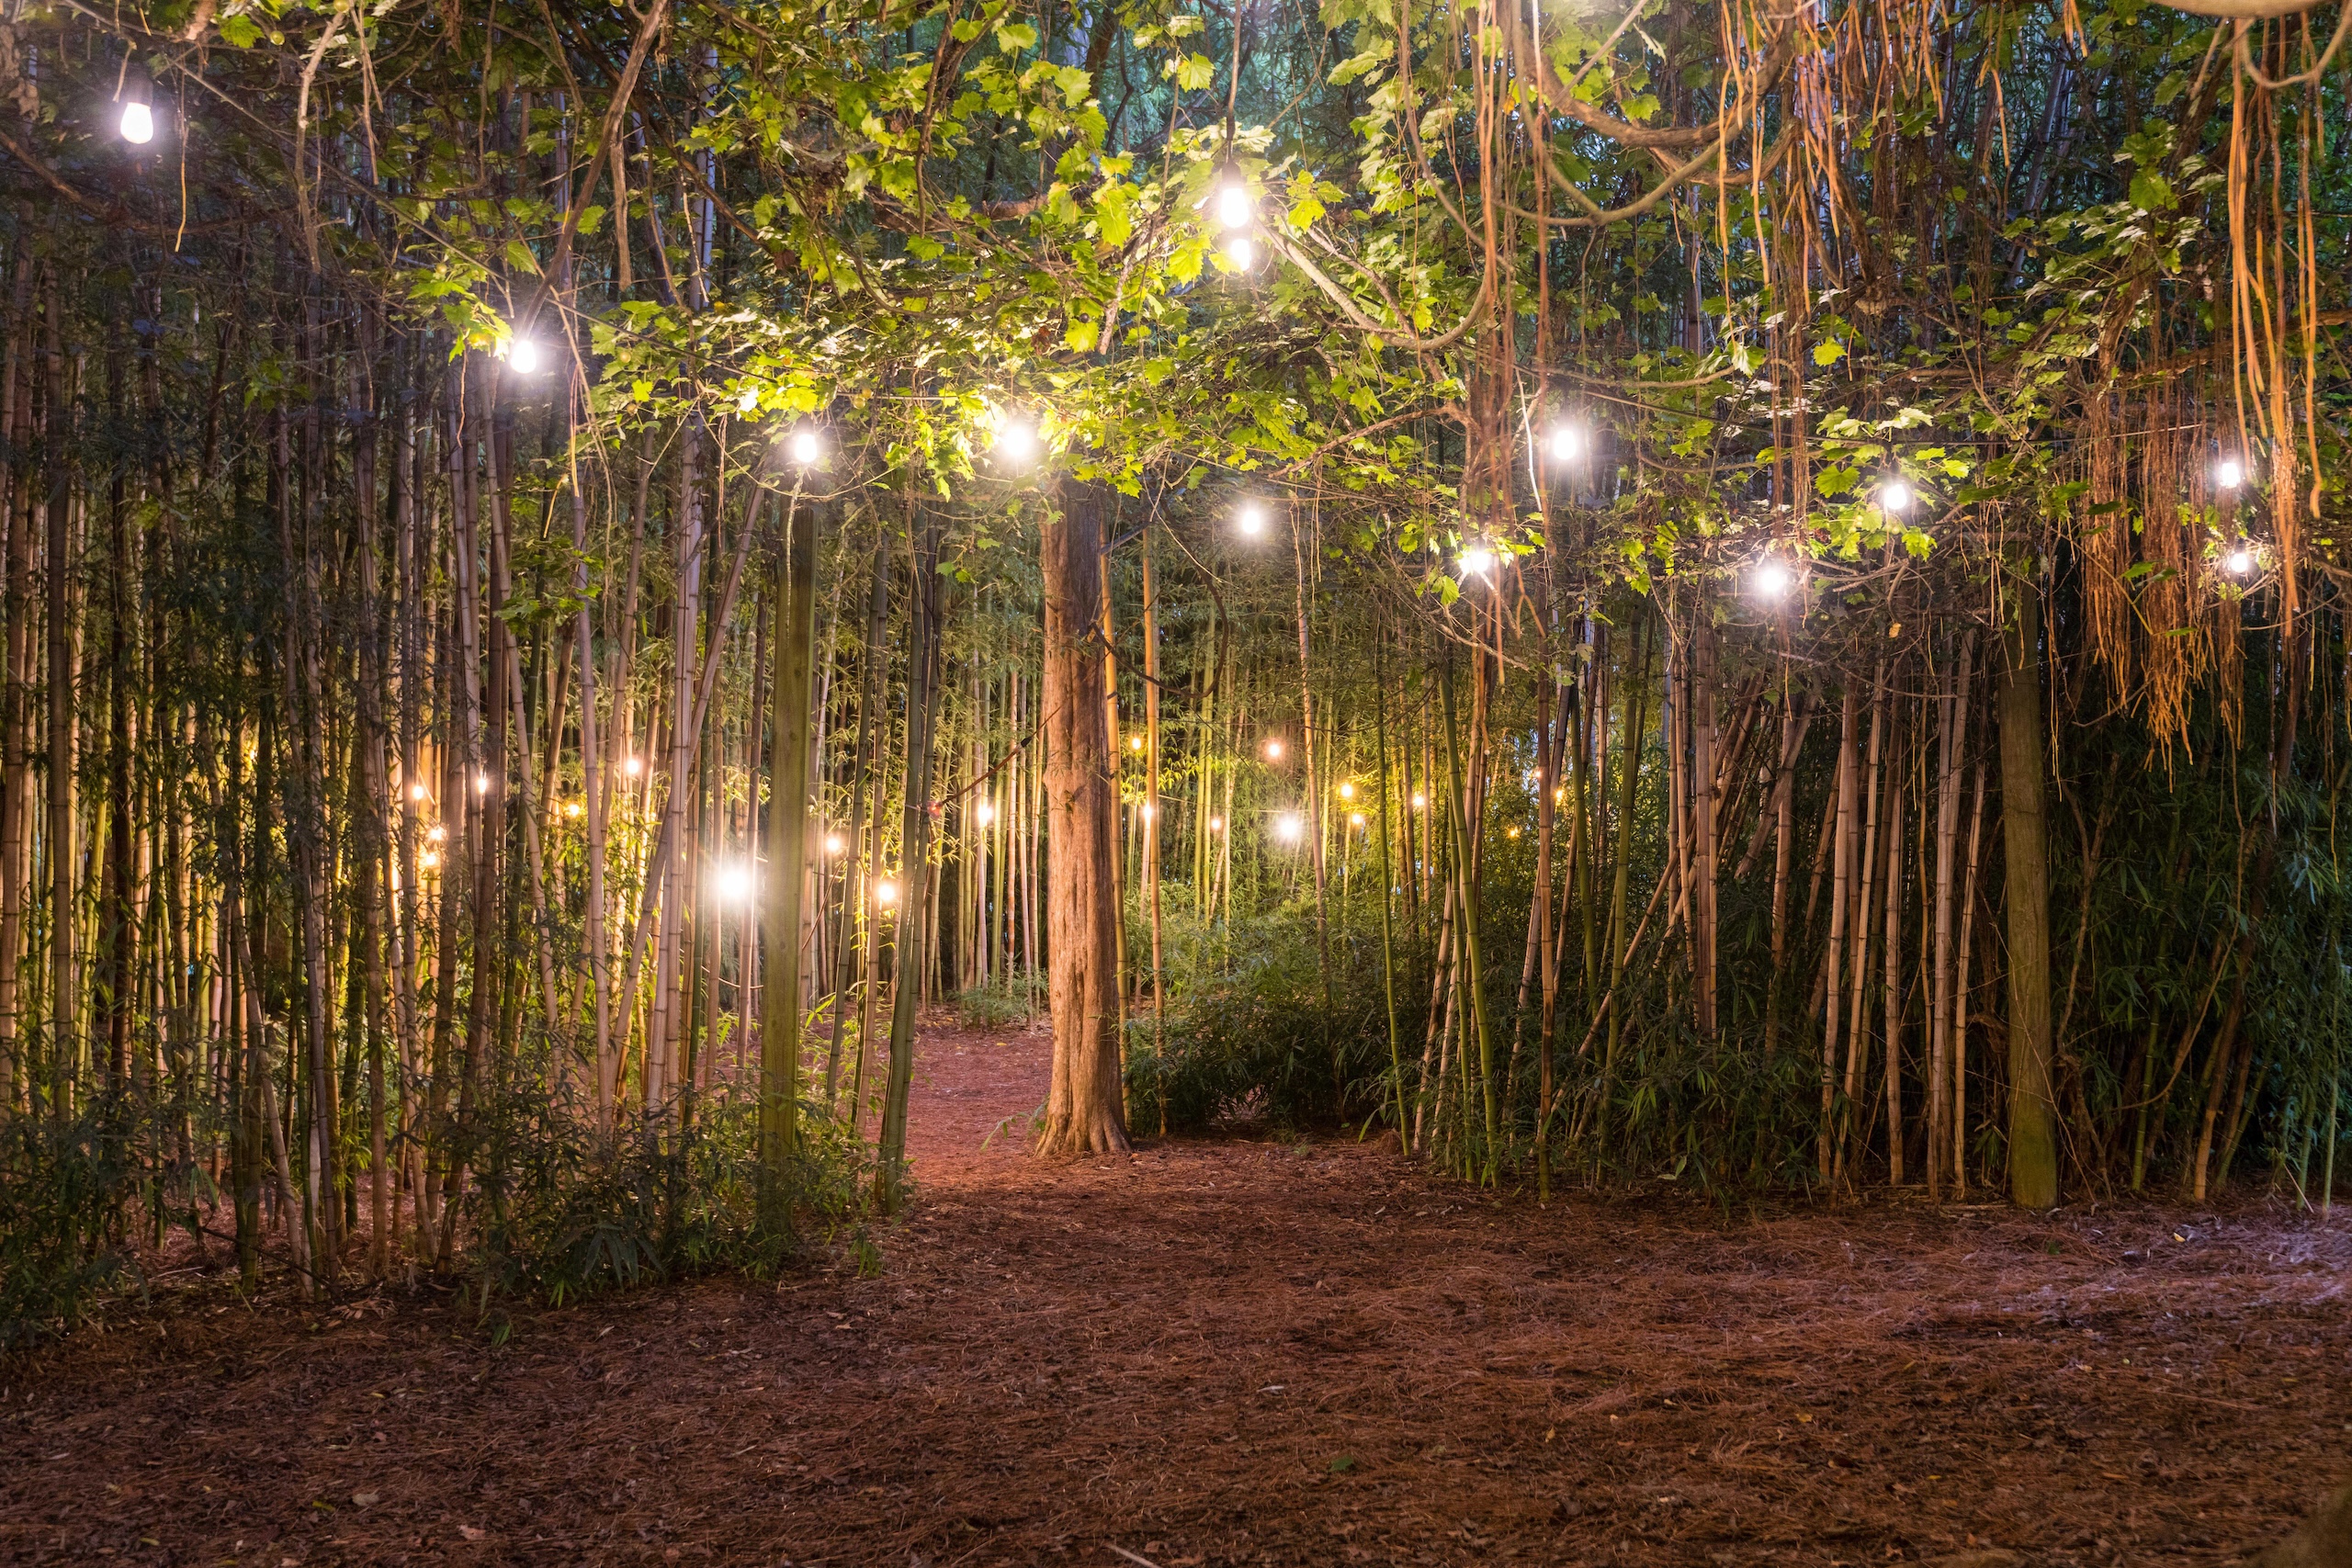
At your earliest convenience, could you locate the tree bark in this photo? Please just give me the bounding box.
[1998,574,2060,1208]
[762,494,820,1175]
[1037,479,1129,1156]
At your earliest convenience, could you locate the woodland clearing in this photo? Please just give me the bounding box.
[4,1020,2346,1568]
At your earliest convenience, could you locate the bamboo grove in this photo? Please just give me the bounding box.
[0,0,2347,1316]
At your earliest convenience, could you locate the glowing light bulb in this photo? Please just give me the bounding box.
[1236,502,1268,538]
[1549,425,1583,462]
[1411,793,1427,810]
[1756,559,1794,598]
[1459,544,1496,579]
[974,802,996,827]
[1215,182,1253,230]
[1264,739,1284,761]
[1222,234,1256,272]
[474,772,492,795]
[1349,812,1365,828]
[119,100,153,145]
[789,427,822,467]
[2225,546,2256,576]
[409,783,428,802]
[622,756,643,777]
[876,879,899,907]
[427,826,447,844]
[1878,479,1912,514]
[421,850,440,871]
[1338,783,1354,801]
[1275,814,1304,843]
[712,863,755,904]
[1508,826,1521,840]
[1209,816,1225,832]
[824,833,845,855]
[507,338,541,375]
[1139,803,1156,821]
[563,800,582,819]
[994,413,1036,465]
[2217,457,2246,491]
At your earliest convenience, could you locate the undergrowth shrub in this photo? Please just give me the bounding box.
[956,979,1034,1032]
[463,1076,874,1314]
[0,1094,146,1349]
[1124,908,1402,1134]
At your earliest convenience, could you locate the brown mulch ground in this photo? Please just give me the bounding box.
[5,1020,2349,1568]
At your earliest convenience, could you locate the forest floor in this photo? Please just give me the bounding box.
[5,1021,2351,1568]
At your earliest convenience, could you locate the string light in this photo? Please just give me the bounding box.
[119,99,154,144]
[1264,738,1285,761]
[712,863,755,904]
[1548,425,1585,462]
[1349,812,1365,829]
[824,833,845,855]
[788,426,823,467]
[1877,479,1912,514]
[421,850,440,871]
[1459,542,1497,579]
[1275,814,1304,843]
[993,411,1037,467]
[1507,825,1521,840]
[562,800,582,819]
[507,338,543,376]
[622,756,643,777]
[1338,783,1355,801]
[1215,182,1253,230]
[2216,457,2246,491]
[427,826,447,844]
[2225,544,2256,576]
[1222,234,1256,272]
[974,802,996,827]
[876,879,899,906]
[1130,735,1146,753]
[409,783,429,802]
[1236,501,1268,539]
[1411,792,1427,810]
[474,773,492,795]
[1139,803,1157,820]
[1755,558,1794,598]
[1208,816,1225,832]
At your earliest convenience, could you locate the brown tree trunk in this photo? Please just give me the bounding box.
[1038,479,1129,1156]
[1998,575,2059,1208]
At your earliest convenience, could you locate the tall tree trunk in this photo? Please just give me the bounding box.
[1038,479,1129,1156]
[876,502,944,1203]
[761,493,820,1178]
[1998,575,2059,1208]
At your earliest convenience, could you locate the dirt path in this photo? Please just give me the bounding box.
[5,1020,2350,1567]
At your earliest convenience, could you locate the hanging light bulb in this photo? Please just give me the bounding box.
[1236,501,1268,539]
[1459,541,1497,579]
[1275,813,1304,843]
[1410,792,1428,810]
[1130,735,1146,754]
[421,850,441,871]
[993,411,1037,467]
[712,863,756,904]
[1139,803,1157,821]
[1338,782,1355,801]
[824,833,845,855]
[474,772,492,795]
[622,756,643,777]
[1548,425,1584,462]
[2225,544,2256,576]
[2216,457,2246,491]
[876,879,899,907]
[1222,233,1257,272]
[507,337,542,375]
[1263,738,1285,761]
[1349,812,1365,829]
[409,783,429,802]
[1208,816,1226,832]
[1215,182,1253,230]
[562,800,582,819]
[427,826,447,844]
[1755,558,1794,598]
[788,426,823,467]
[974,801,996,827]
[1877,478,1912,514]
[119,98,154,145]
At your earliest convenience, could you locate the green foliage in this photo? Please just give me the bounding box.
[0,1094,146,1350]
[464,1081,873,1314]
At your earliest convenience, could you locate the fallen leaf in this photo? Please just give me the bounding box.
[458,1524,485,1541]
[353,1492,380,1507]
